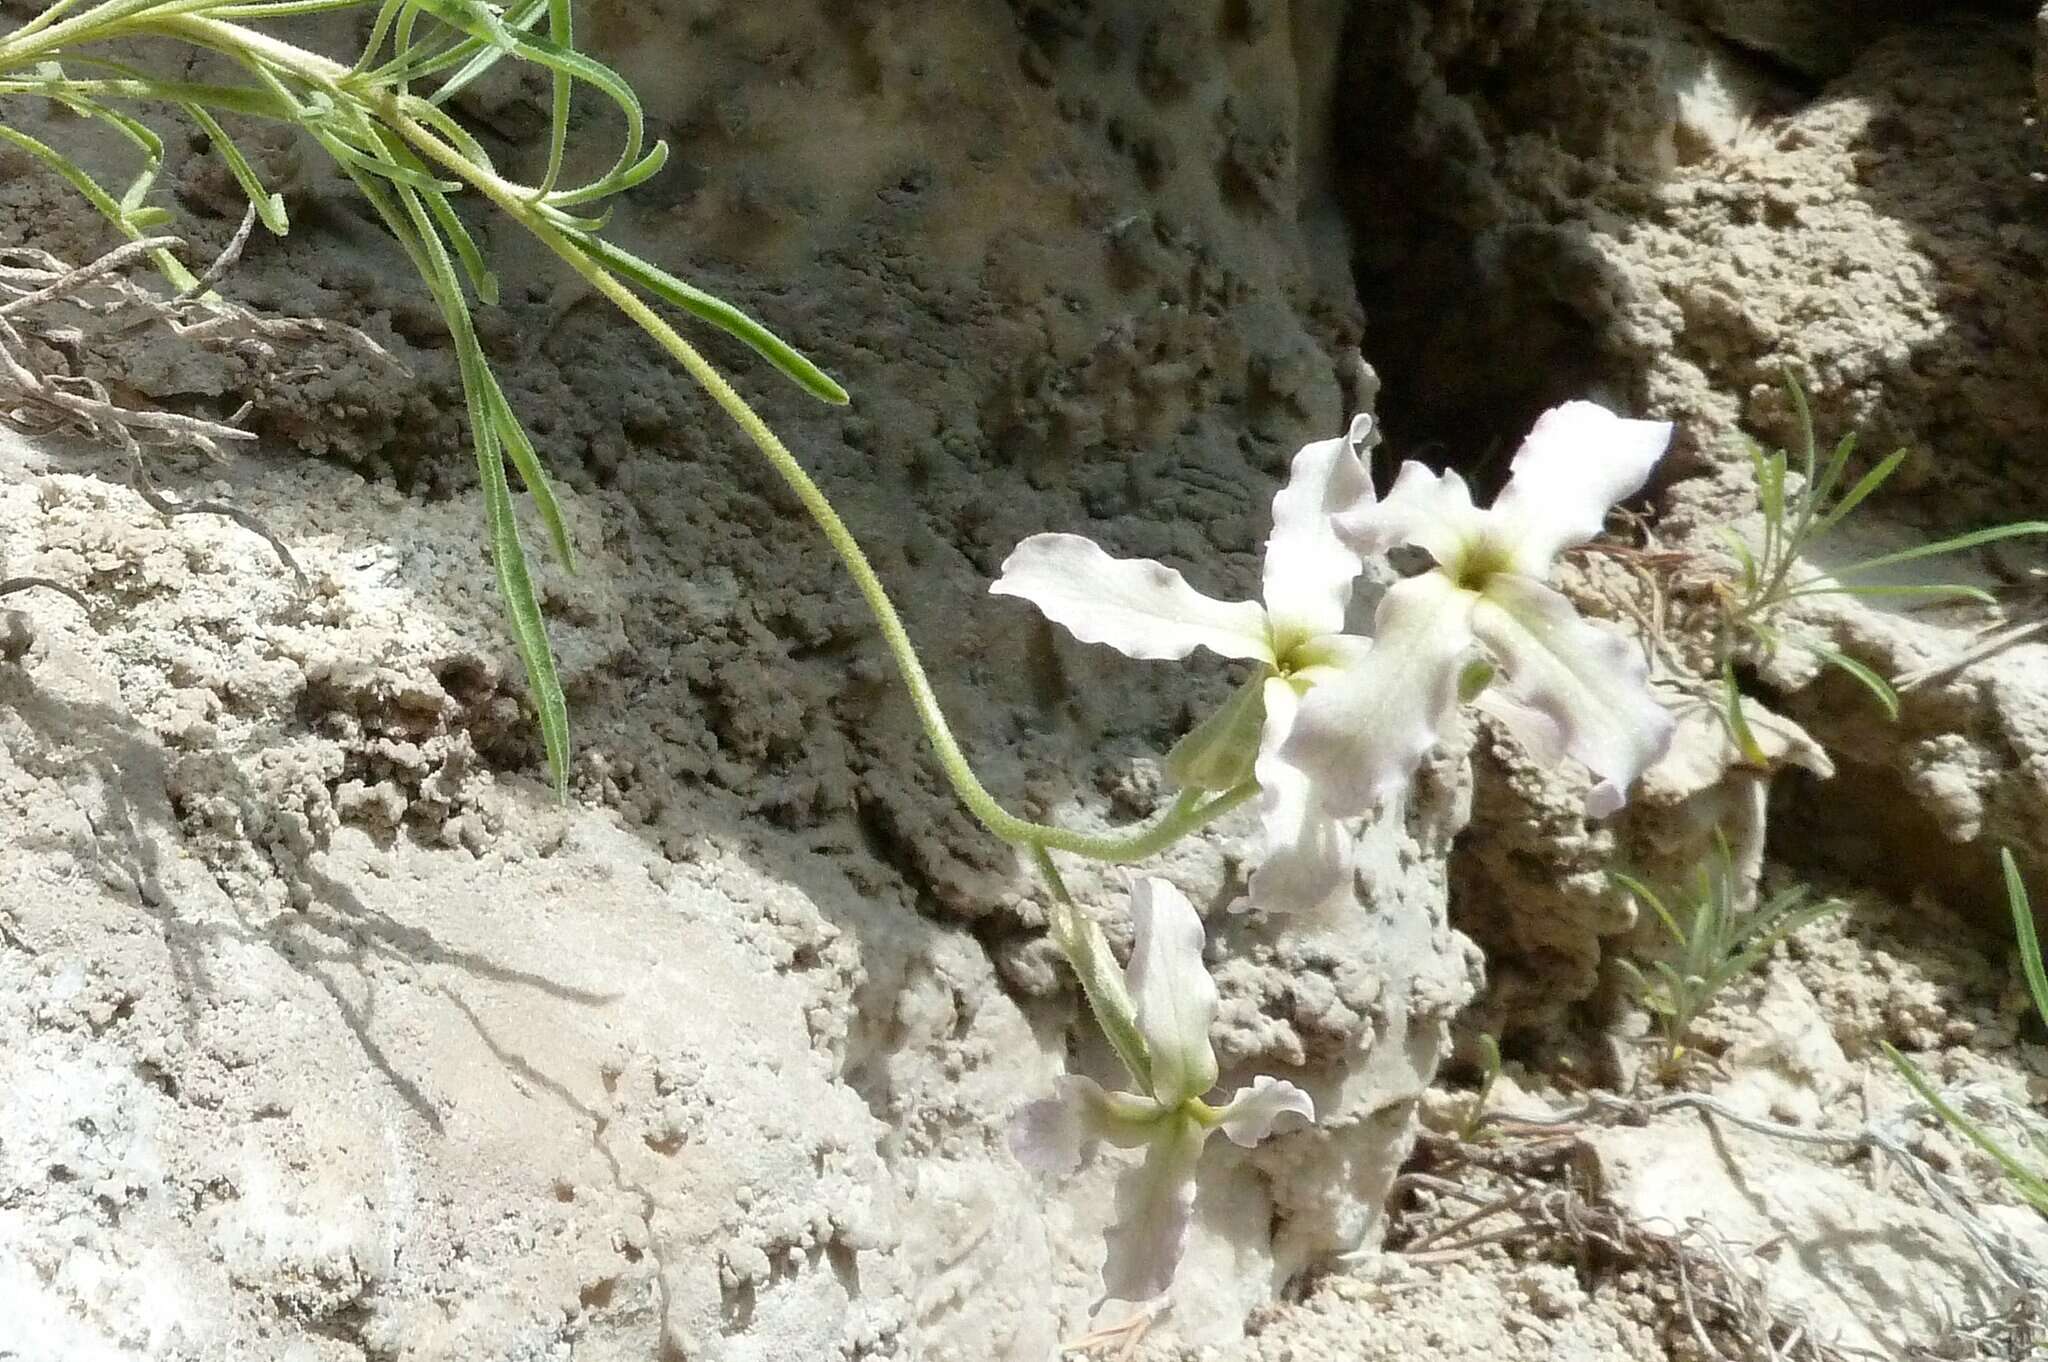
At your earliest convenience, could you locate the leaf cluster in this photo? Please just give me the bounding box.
[1717,377,2048,729]
[1614,837,1847,1081]
[0,1,849,792]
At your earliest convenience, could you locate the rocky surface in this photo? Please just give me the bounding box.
[2,2,1471,1357]
[4,1,2048,1359]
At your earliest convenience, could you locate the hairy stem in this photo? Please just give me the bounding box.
[17,6,1249,866]
[419,135,1255,860]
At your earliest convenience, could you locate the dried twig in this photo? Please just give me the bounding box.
[0,575,91,611]
[1446,1088,2048,1360]
[1401,1181,1855,1362]
[0,222,396,591]
[1493,1090,2045,1296]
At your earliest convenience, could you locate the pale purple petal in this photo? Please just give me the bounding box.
[1011,1077,1165,1174]
[1214,1075,1317,1147]
[1470,572,1676,818]
[1492,401,1673,568]
[991,533,1274,663]
[1331,461,1484,565]
[1101,1113,1209,1302]
[1278,572,1479,819]
[1260,414,1376,643]
[1010,1075,1112,1175]
[1474,686,1568,767]
[1125,878,1221,1108]
[1247,676,1353,914]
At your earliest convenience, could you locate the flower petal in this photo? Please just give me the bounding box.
[1474,686,1567,768]
[1009,1075,1108,1175]
[1214,1075,1317,1148]
[1260,414,1376,643]
[991,533,1273,663]
[1101,1112,1208,1302]
[1492,401,1673,568]
[1470,572,1676,817]
[1279,572,1479,819]
[1125,877,1221,1108]
[1010,1076,1165,1175]
[1247,675,1353,914]
[1331,461,1484,565]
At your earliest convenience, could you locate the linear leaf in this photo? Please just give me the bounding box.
[569,232,848,404]
[1837,521,2048,577]
[179,101,289,233]
[2004,849,2048,1025]
[1804,643,1900,720]
[1815,447,1906,534]
[1885,1043,2048,1214]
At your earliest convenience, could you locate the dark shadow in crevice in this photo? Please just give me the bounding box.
[1328,3,1671,486]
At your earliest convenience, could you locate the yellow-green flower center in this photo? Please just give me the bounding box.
[1446,534,1518,593]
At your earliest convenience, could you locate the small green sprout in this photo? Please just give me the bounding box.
[1614,836,1847,1082]
[1456,1032,1504,1142]
[1884,849,2048,1217]
[1716,376,2048,728]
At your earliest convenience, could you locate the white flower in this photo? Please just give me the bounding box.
[1010,878,1316,1302]
[1281,400,1678,819]
[991,416,1377,911]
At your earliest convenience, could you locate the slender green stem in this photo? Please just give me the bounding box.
[421,140,1255,859]
[1030,842,1076,908]
[12,5,1247,867]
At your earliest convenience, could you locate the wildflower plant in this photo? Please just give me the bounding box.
[0,0,849,791]
[2,4,1701,1313]
[1613,836,1846,1082]
[1012,878,1315,1300]
[1283,400,1677,820]
[993,416,1378,912]
[1709,379,2048,738]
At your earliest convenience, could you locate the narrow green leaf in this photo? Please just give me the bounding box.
[420,184,499,305]
[1804,643,1900,720]
[387,176,571,795]
[568,232,849,404]
[480,372,573,567]
[1716,525,1761,595]
[476,404,572,797]
[312,124,463,193]
[0,124,197,291]
[1722,662,1770,767]
[1815,447,1907,534]
[1756,448,1786,540]
[1779,581,1998,607]
[1885,1042,2048,1214]
[1837,521,2048,577]
[2003,849,2048,1025]
[349,0,415,76]
[1812,429,1859,510]
[1720,897,1843,981]
[180,101,289,234]
[1783,371,1817,485]
[533,0,573,201]
[1612,871,1685,944]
